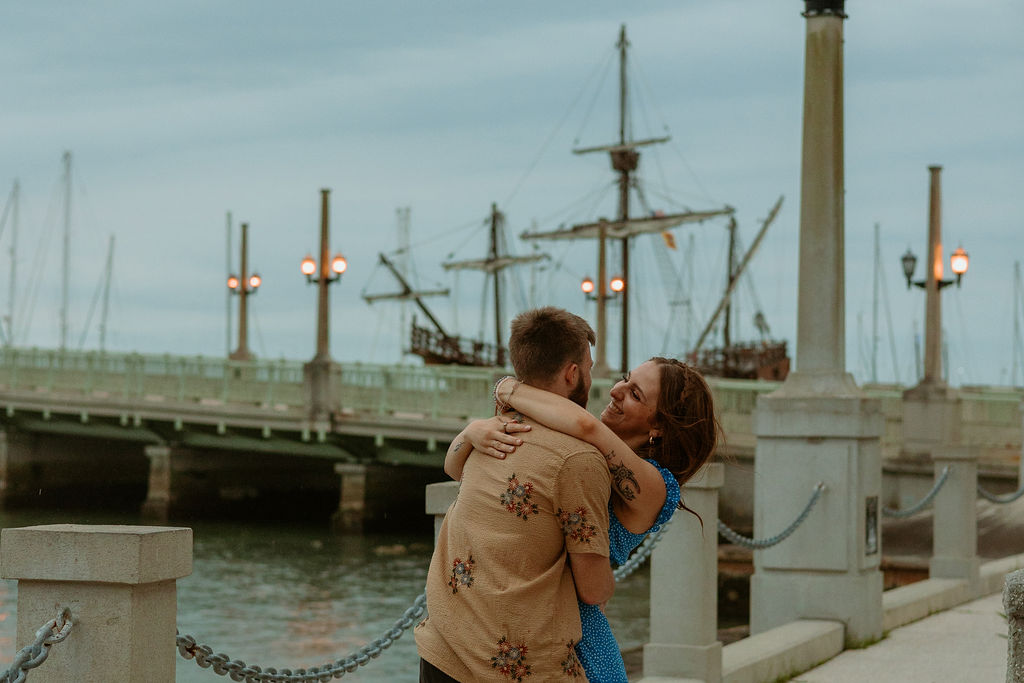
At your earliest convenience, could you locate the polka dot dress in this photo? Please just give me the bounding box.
[574,460,681,681]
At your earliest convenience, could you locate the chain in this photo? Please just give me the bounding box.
[0,608,73,683]
[177,592,425,682]
[977,481,1024,504]
[613,518,670,581]
[882,466,951,518]
[718,482,826,549]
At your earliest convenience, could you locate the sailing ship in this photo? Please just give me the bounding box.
[365,25,790,380]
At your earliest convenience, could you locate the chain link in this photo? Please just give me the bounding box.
[0,608,73,683]
[177,592,425,682]
[977,481,1024,504]
[613,518,670,581]
[882,466,951,518]
[718,482,826,549]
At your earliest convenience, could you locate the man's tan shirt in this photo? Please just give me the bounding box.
[416,421,611,681]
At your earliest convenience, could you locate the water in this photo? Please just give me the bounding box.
[0,509,653,681]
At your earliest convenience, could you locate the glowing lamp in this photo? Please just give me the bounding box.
[300,255,317,276]
[331,254,348,274]
[609,276,625,293]
[581,277,595,295]
[249,274,262,289]
[950,247,968,276]
[227,275,240,290]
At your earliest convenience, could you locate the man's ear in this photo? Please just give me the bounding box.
[563,361,579,389]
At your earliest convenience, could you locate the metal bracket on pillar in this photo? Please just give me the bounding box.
[802,0,846,18]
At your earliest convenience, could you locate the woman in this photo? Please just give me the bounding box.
[444,356,720,682]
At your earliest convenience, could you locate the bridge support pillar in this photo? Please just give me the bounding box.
[930,446,979,588]
[141,444,173,522]
[332,463,367,534]
[0,524,192,682]
[751,393,884,647]
[642,463,723,682]
[0,428,8,508]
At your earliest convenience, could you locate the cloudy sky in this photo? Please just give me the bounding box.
[1,1,1022,387]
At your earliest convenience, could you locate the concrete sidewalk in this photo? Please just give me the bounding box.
[793,590,1007,682]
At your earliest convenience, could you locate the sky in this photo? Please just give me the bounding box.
[1,1,1022,387]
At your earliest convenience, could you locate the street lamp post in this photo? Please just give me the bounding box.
[227,222,261,361]
[900,165,969,389]
[302,189,347,425]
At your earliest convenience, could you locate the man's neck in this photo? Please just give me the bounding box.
[523,378,570,401]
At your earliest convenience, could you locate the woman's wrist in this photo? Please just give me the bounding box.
[493,376,519,413]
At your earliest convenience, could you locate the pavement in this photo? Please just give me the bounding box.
[793,590,1008,682]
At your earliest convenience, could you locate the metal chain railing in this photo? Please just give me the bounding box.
[613,518,671,581]
[718,482,826,549]
[176,592,426,682]
[178,519,673,682]
[882,466,951,518]
[977,480,1024,504]
[0,608,73,683]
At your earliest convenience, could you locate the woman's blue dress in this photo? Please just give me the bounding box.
[574,460,681,681]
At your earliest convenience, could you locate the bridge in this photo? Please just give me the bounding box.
[1,345,1022,531]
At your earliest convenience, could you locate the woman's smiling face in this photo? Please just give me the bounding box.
[600,360,661,448]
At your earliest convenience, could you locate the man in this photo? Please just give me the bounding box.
[416,307,613,681]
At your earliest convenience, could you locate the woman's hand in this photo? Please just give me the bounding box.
[464,416,531,459]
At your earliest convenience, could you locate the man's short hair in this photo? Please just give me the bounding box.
[509,307,595,383]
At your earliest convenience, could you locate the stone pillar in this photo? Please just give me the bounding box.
[1006,569,1024,683]
[751,395,885,646]
[425,481,459,542]
[930,446,979,587]
[901,388,962,459]
[0,524,192,682]
[332,462,368,533]
[140,444,172,522]
[642,463,723,682]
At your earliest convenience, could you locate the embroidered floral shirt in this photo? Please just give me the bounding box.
[416,421,611,681]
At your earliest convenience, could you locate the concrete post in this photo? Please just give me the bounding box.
[140,444,172,522]
[1006,569,1024,683]
[425,481,459,542]
[0,524,192,682]
[642,463,723,682]
[332,462,368,534]
[751,396,885,646]
[930,446,979,587]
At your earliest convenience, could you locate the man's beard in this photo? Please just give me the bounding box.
[568,373,588,409]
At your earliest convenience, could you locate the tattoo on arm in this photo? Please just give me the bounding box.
[452,441,465,454]
[603,449,615,463]
[609,463,640,501]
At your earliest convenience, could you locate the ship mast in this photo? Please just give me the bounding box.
[523,24,732,375]
[60,151,72,352]
[442,203,547,365]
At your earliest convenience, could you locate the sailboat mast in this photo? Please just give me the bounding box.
[99,236,115,352]
[1014,261,1021,386]
[617,24,631,374]
[61,151,71,352]
[872,222,880,382]
[723,218,736,348]
[226,211,233,356]
[490,203,505,365]
[7,180,18,346]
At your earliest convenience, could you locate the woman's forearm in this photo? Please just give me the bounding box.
[444,428,472,481]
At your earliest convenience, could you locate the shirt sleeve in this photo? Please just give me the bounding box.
[555,450,611,557]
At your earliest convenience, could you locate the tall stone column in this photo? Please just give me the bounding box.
[750,0,884,646]
[901,166,962,459]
